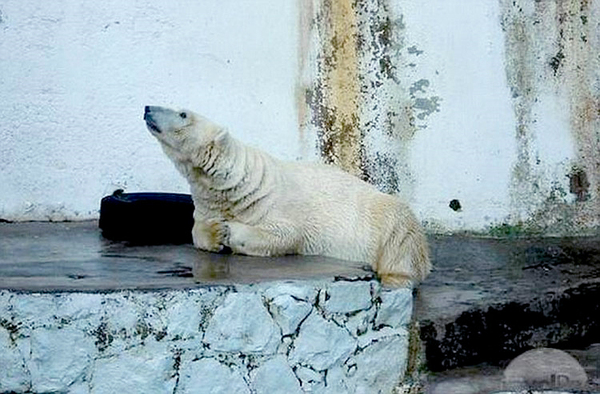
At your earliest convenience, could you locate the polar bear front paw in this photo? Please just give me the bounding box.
[206,219,231,252]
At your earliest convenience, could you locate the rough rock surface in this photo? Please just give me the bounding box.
[289,312,357,371]
[0,279,412,393]
[203,292,280,354]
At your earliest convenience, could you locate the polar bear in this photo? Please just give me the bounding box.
[144,105,430,287]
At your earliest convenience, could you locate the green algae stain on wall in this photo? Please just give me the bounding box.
[500,0,547,223]
[298,0,440,196]
[499,0,600,235]
[559,0,600,230]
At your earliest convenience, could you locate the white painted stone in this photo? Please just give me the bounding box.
[345,308,376,337]
[164,293,202,339]
[263,282,318,303]
[375,289,413,328]
[57,293,103,322]
[357,326,406,349]
[54,294,104,335]
[91,341,175,394]
[268,294,313,336]
[295,365,325,392]
[325,281,372,314]
[277,335,293,355]
[92,293,169,355]
[68,381,91,394]
[0,291,13,317]
[251,355,303,394]
[133,293,168,334]
[0,282,412,393]
[0,327,29,393]
[204,292,280,354]
[289,312,356,371]
[177,358,250,394]
[10,294,58,330]
[100,294,141,333]
[327,335,408,394]
[29,327,96,393]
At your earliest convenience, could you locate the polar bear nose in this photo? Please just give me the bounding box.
[144,106,162,133]
[144,106,156,123]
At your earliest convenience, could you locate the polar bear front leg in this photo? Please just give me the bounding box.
[214,221,302,257]
[192,218,230,253]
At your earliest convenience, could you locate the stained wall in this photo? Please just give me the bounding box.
[1,0,598,234]
[298,0,600,234]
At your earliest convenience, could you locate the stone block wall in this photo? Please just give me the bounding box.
[0,279,412,393]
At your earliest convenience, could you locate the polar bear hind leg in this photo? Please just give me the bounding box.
[375,219,431,288]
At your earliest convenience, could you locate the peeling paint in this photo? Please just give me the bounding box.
[499,0,600,233]
[558,0,600,225]
[500,0,543,222]
[299,0,439,196]
[413,97,441,120]
[409,79,430,97]
[303,0,363,177]
[407,46,423,56]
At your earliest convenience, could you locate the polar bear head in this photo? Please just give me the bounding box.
[144,105,229,166]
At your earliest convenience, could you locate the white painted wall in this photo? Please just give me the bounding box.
[0,1,299,220]
[400,0,598,233]
[402,1,520,230]
[1,1,598,234]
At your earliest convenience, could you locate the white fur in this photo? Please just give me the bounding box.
[144,106,431,287]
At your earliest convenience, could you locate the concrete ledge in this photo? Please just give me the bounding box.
[0,222,413,393]
[0,281,411,393]
[417,235,600,372]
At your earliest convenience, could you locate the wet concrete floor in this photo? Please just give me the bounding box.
[0,221,371,292]
[417,234,600,373]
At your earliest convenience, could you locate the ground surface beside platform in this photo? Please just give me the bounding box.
[411,233,600,393]
[416,234,600,373]
[421,343,600,393]
[418,234,600,323]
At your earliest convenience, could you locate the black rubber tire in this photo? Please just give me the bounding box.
[99,190,194,245]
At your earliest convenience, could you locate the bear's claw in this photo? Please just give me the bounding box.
[207,219,231,251]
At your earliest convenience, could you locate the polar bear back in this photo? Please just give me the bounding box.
[265,161,406,263]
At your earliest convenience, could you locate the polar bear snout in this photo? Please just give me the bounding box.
[144,106,162,134]
[144,105,193,137]
[144,105,158,120]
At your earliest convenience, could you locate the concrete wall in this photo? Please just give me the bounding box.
[0,1,299,220]
[1,0,599,234]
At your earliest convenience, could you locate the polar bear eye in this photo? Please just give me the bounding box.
[179,112,187,119]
